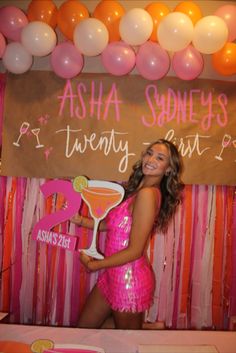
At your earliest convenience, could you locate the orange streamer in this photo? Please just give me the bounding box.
[1,178,17,311]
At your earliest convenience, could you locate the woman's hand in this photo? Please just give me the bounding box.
[80,251,93,271]
[71,214,83,226]
[79,251,103,272]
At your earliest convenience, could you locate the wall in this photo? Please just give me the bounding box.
[0,0,236,82]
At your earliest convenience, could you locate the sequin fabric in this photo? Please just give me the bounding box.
[97,194,156,313]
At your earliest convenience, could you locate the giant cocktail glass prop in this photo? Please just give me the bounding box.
[73,176,125,259]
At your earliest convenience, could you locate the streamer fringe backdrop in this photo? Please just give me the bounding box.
[0,177,235,329]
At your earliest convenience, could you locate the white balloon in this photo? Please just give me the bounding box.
[158,12,193,52]
[21,21,57,57]
[74,18,109,56]
[119,8,153,46]
[192,16,228,54]
[2,42,33,74]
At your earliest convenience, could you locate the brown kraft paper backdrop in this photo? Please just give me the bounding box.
[1,71,236,185]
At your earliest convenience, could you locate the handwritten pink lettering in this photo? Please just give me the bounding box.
[58,80,123,121]
[216,94,228,127]
[142,84,228,131]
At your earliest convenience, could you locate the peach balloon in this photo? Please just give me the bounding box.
[57,0,89,41]
[74,18,109,56]
[93,0,125,42]
[145,2,170,42]
[174,1,202,25]
[158,12,193,52]
[192,16,228,54]
[119,8,153,46]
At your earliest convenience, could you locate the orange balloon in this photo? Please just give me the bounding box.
[57,0,89,41]
[27,0,58,29]
[93,0,125,42]
[145,2,170,42]
[212,42,236,76]
[174,1,202,25]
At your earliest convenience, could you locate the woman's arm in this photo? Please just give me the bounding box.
[70,214,107,231]
[81,187,160,271]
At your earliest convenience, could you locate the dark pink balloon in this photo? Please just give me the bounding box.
[0,6,28,41]
[0,33,6,58]
[136,41,170,80]
[101,41,136,76]
[172,45,204,81]
[50,42,84,79]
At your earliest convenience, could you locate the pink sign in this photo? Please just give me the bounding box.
[35,228,76,251]
[32,180,82,251]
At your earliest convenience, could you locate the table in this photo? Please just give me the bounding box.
[0,324,236,353]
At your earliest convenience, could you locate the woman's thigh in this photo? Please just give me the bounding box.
[78,285,111,328]
[112,310,143,330]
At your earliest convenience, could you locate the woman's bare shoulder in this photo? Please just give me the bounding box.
[135,186,160,205]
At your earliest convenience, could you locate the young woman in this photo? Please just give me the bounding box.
[71,139,184,330]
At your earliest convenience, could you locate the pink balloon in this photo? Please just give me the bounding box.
[214,5,236,42]
[136,41,170,80]
[172,45,204,80]
[50,42,84,79]
[0,6,28,41]
[101,41,136,76]
[0,33,6,58]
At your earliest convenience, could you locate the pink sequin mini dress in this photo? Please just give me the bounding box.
[97,193,159,313]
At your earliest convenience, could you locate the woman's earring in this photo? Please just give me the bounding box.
[165,170,171,176]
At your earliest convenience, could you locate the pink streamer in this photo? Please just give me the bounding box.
[201,185,209,256]
[191,185,205,329]
[11,177,26,322]
[230,191,236,316]
[200,185,216,328]
[172,201,185,328]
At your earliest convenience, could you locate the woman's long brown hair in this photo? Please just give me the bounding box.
[124,139,184,233]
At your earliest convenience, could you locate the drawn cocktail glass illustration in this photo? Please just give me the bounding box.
[13,122,30,147]
[73,176,124,259]
[31,128,44,148]
[215,134,231,161]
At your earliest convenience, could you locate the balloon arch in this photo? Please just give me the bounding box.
[0,0,236,80]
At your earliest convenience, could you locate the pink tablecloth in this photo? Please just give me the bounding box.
[0,324,236,353]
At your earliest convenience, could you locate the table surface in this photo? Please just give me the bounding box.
[0,324,236,353]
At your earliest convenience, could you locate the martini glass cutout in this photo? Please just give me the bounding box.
[79,179,124,259]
